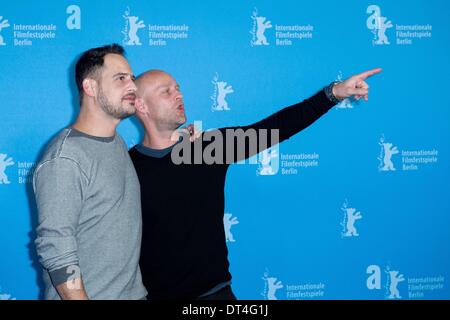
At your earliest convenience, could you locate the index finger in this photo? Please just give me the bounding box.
[355,68,383,80]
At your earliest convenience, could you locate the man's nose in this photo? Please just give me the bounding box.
[125,76,137,92]
[128,80,137,92]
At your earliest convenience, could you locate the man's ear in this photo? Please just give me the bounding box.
[82,78,97,98]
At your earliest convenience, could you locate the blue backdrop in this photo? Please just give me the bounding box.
[0,0,448,300]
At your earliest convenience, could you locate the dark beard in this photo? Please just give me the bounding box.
[98,88,134,120]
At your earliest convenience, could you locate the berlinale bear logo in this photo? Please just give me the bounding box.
[366,5,393,45]
[224,213,239,242]
[250,8,272,46]
[211,73,234,112]
[367,264,405,299]
[262,270,284,300]
[378,135,399,172]
[122,7,145,46]
[0,153,14,184]
[0,16,10,46]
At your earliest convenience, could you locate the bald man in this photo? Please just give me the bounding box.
[130,68,381,300]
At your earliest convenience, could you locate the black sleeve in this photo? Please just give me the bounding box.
[210,88,336,163]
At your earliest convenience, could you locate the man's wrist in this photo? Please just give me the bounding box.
[324,81,344,104]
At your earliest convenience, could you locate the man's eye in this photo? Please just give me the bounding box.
[119,76,125,81]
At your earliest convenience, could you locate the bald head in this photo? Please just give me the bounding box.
[136,69,170,96]
[134,69,186,132]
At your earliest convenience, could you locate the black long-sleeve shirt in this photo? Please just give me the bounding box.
[129,89,336,299]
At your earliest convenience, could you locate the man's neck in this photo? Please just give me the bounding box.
[72,104,119,138]
[142,130,179,150]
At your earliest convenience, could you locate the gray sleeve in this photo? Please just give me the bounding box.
[49,264,82,286]
[33,157,87,278]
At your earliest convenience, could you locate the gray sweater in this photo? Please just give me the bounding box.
[33,128,147,300]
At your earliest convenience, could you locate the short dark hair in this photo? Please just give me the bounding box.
[75,43,125,103]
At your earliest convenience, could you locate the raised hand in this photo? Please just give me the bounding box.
[333,68,382,102]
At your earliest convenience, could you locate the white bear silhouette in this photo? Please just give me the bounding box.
[0,153,14,184]
[375,16,393,45]
[388,270,405,299]
[126,16,145,45]
[255,16,272,45]
[344,208,362,237]
[380,142,399,171]
[0,17,10,46]
[337,98,353,109]
[266,277,283,300]
[213,81,233,111]
[224,213,239,242]
[258,149,278,175]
